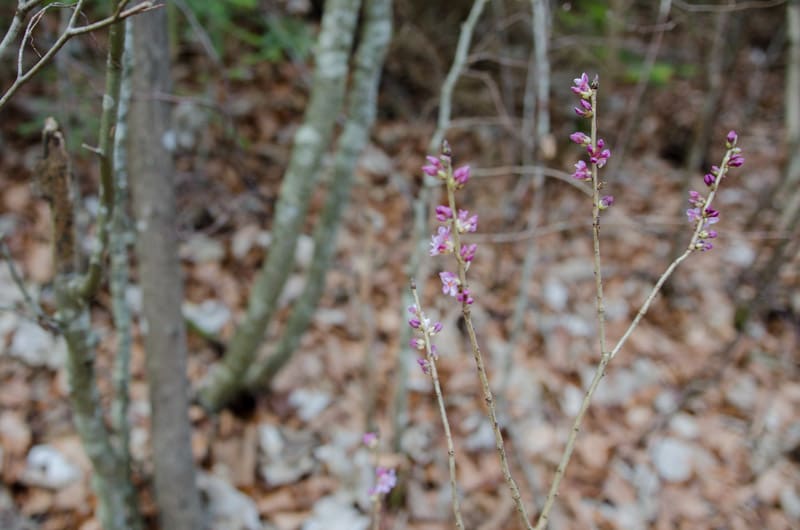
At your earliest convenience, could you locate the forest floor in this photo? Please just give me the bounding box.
[1,10,799,530]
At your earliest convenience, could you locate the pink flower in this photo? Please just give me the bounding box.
[599,195,614,210]
[369,467,397,497]
[572,160,591,181]
[574,98,593,118]
[570,132,591,145]
[455,209,478,233]
[726,130,738,147]
[435,205,452,221]
[688,190,704,208]
[410,337,425,350]
[460,243,477,262]
[417,358,430,374]
[429,226,453,256]
[703,173,716,187]
[571,72,592,99]
[728,151,744,167]
[587,139,611,167]
[362,432,378,448]
[456,288,473,305]
[453,165,471,186]
[422,156,443,177]
[686,207,702,223]
[440,271,460,297]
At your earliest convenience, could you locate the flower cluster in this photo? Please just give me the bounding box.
[686,130,744,251]
[408,303,442,374]
[368,467,397,498]
[569,72,613,210]
[424,148,478,305]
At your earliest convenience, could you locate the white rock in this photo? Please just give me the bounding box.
[669,413,700,439]
[782,486,800,520]
[9,321,66,369]
[183,300,231,335]
[197,472,261,530]
[461,414,495,452]
[543,279,568,312]
[258,425,316,486]
[22,445,82,489]
[562,384,584,417]
[651,438,694,483]
[724,240,756,267]
[288,388,331,422]
[725,374,758,411]
[303,495,369,530]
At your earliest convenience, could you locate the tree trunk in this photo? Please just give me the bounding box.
[128,8,205,530]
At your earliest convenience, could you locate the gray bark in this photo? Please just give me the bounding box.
[199,0,362,411]
[246,0,393,390]
[128,7,205,530]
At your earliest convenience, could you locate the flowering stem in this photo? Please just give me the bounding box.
[410,281,465,530]
[589,88,609,362]
[444,183,533,530]
[534,145,737,529]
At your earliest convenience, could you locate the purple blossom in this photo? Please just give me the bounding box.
[574,98,593,118]
[460,243,477,262]
[429,226,453,256]
[417,358,430,374]
[599,195,614,210]
[726,130,738,147]
[369,467,397,497]
[435,205,452,221]
[362,432,378,448]
[440,271,460,297]
[431,321,443,334]
[728,152,744,167]
[571,72,592,99]
[587,139,611,167]
[422,156,443,177]
[572,160,591,181]
[456,288,474,305]
[704,172,716,187]
[570,132,591,145]
[453,165,471,186]
[410,337,424,350]
[688,190,704,208]
[456,209,478,233]
[686,207,702,223]
[408,317,421,329]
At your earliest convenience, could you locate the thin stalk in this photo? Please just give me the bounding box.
[534,143,737,530]
[410,282,465,530]
[589,89,608,362]
[393,0,487,450]
[443,161,533,530]
[0,0,153,111]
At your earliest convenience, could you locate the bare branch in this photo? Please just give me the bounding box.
[0,1,155,112]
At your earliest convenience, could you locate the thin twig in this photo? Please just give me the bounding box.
[0,237,56,330]
[410,281,465,530]
[534,140,738,529]
[0,0,154,111]
[393,0,488,451]
[442,155,533,530]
